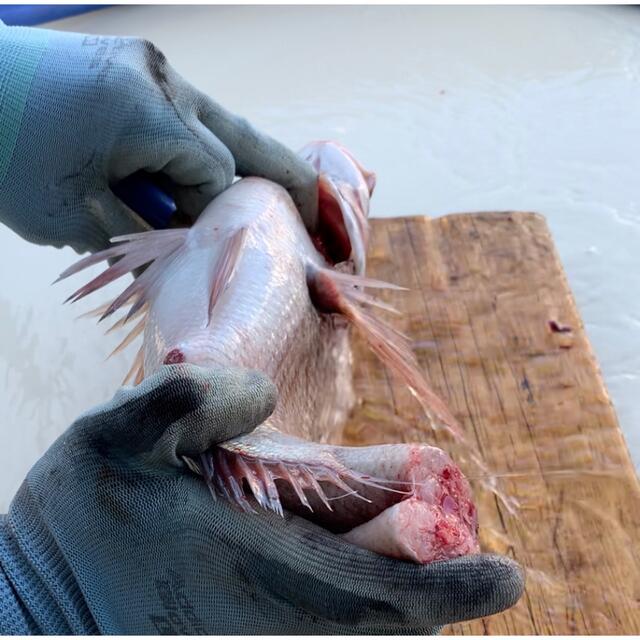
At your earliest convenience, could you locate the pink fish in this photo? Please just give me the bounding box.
[57,141,478,564]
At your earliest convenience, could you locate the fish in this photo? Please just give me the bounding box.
[56,140,479,564]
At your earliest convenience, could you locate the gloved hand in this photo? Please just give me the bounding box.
[0,24,318,253]
[0,364,523,635]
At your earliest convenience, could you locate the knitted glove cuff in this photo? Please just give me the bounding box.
[0,522,36,634]
[0,485,99,633]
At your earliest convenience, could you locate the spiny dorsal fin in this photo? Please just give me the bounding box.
[57,227,189,385]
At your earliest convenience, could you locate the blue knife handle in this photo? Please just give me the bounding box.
[112,172,177,229]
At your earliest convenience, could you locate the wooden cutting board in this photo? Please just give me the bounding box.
[343,213,640,635]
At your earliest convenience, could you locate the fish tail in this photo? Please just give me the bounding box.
[309,266,464,440]
[55,227,189,384]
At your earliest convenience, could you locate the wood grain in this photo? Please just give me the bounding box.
[343,213,640,635]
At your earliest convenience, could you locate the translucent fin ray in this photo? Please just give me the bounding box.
[192,447,408,517]
[108,316,146,358]
[123,347,144,386]
[317,267,464,440]
[106,301,147,334]
[207,227,247,325]
[56,228,189,386]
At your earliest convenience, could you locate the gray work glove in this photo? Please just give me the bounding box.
[0,364,523,634]
[0,24,318,253]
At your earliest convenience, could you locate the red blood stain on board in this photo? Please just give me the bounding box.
[548,319,572,333]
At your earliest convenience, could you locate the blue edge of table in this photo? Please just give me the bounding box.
[0,5,106,26]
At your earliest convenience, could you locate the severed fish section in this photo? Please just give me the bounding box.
[195,430,478,564]
[57,141,479,564]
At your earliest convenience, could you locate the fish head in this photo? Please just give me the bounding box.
[299,141,376,274]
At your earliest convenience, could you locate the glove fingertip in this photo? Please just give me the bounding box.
[439,554,525,623]
[288,167,319,232]
[173,183,219,221]
[486,555,525,612]
[199,366,277,433]
[155,365,277,461]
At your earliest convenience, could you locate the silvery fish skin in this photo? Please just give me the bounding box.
[58,141,479,564]
[142,177,356,444]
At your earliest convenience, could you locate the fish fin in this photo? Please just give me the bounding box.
[123,346,144,386]
[108,315,146,359]
[195,446,406,517]
[55,228,189,285]
[207,227,247,325]
[310,267,464,440]
[75,299,115,320]
[58,228,188,310]
[105,301,147,335]
[57,228,189,385]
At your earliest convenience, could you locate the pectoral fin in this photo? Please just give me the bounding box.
[308,266,464,440]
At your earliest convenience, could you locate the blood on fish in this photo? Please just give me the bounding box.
[164,348,185,364]
[435,519,462,547]
[316,181,352,265]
